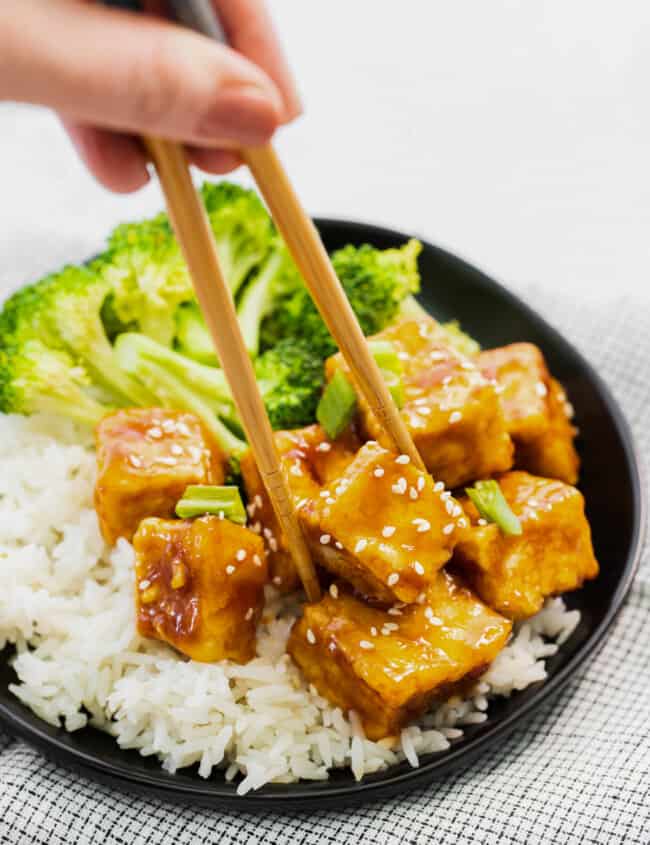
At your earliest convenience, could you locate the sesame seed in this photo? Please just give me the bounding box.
[536,381,548,398]
[128,454,142,468]
[335,541,343,550]
[458,517,468,528]
[449,411,462,424]
[329,584,339,598]
[424,607,443,625]
[401,543,415,551]
[138,579,150,590]
[246,502,257,517]
[443,523,455,535]
[461,361,475,370]
[445,499,455,515]
[253,554,263,567]
[235,549,247,562]
[417,477,425,491]
[359,640,374,650]
[441,491,452,500]
[382,526,396,538]
[254,495,263,509]
[373,467,385,478]
[452,504,463,517]
[328,642,337,653]
[317,442,332,452]
[306,628,316,645]
[250,522,261,534]
[370,626,378,636]
[296,498,309,509]
[419,406,432,416]
[387,573,400,587]
[431,350,446,361]
[416,592,427,604]
[245,608,254,621]
[320,490,331,498]
[162,419,176,433]
[477,518,488,527]
[412,518,431,532]
[176,422,191,436]
[387,607,403,616]
[409,487,419,500]
[413,561,425,575]
[396,455,410,465]
[170,444,183,456]
[392,477,408,495]
[147,426,162,439]
[384,622,399,631]
[156,456,177,466]
[380,626,392,636]
[273,576,282,585]
[263,527,272,540]
[335,485,347,496]
[434,481,445,492]
[326,497,336,505]
[354,539,368,553]
[320,534,331,545]
[290,464,303,477]
[269,538,278,552]
[226,565,236,575]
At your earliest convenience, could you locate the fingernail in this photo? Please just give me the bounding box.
[196,86,282,146]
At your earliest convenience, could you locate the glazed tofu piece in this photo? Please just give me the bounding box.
[302,442,468,604]
[478,344,579,484]
[288,570,511,740]
[240,424,360,591]
[453,471,599,620]
[325,317,513,488]
[95,408,226,545]
[133,515,267,663]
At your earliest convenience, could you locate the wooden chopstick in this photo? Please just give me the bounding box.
[144,137,321,602]
[242,145,425,471]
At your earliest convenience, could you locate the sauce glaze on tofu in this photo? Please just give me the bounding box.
[326,317,513,488]
[478,344,579,484]
[453,471,599,620]
[134,516,267,663]
[302,442,468,604]
[288,571,512,740]
[95,408,226,545]
[240,424,360,591]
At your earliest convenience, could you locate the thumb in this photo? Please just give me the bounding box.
[0,0,284,148]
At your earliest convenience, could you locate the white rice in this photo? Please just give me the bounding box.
[0,414,580,794]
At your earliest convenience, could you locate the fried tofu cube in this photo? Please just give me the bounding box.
[95,408,226,545]
[478,344,579,484]
[453,471,599,620]
[240,424,361,591]
[288,570,511,740]
[326,318,513,488]
[302,442,468,604]
[133,516,267,663]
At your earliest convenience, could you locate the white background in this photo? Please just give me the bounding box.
[1,0,649,306]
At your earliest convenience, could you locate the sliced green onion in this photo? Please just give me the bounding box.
[175,485,246,523]
[368,340,404,408]
[317,370,358,438]
[465,480,522,536]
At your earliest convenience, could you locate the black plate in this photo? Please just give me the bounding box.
[0,219,644,810]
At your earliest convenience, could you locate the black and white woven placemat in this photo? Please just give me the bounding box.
[0,286,648,844]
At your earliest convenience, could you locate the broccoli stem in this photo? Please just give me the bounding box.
[175,303,220,367]
[465,480,522,536]
[114,334,246,457]
[237,250,284,358]
[175,485,247,523]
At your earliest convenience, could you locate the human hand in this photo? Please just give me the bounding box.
[0,0,300,192]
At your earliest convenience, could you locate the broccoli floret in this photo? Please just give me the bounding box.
[254,338,325,430]
[237,244,292,358]
[0,339,110,426]
[114,332,324,438]
[259,239,422,356]
[200,182,275,296]
[101,214,193,346]
[2,266,154,407]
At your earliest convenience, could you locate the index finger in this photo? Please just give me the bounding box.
[213,0,302,122]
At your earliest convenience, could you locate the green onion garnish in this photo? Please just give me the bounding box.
[368,340,404,408]
[465,480,522,536]
[317,370,358,439]
[175,485,247,523]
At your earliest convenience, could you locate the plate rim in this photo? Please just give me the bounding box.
[0,217,645,810]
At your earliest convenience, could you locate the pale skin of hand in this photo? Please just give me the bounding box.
[0,0,301,192]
